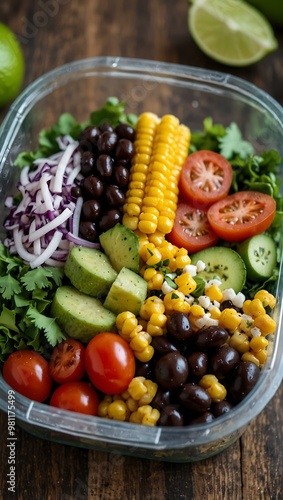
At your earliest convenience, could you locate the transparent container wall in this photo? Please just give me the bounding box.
[0,58,282,462]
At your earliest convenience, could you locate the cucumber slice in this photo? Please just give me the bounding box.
[190,246,247,292]
[64,246,117,297]
[99,223,140,273]
[237,234,277,281]
[51,286,116,343]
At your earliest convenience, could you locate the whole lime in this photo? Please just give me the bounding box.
[246,0,283,27]
[0,23,25,108]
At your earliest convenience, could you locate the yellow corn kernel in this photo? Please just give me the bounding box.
[249,336,269,352]
[248,298,266,317]
[174,253,191,270]
[209,307,221,320]
[129,405,160,426]
[97,395,112,418]
[199,374,227,403]
[139,296,165,319]
[229,331,250,353]
[241,352,260,367]
[190,304,205,317]
[219,308,242,331]
[205,285,223,303]
[143,267,158,282]
[145,247,162,266]
[242,299,252,316]
[174,273,197,295]
[139,242,156,262]
[148,312,167,329]
[157,215,174,234]
[134,345,154,362]
[254,290,276,309]
[130,333,149,353]
[253,314,276,336]
[148,231,165,247]
[147,272,164,291]
[125,397,139,412]
[139,212,158,226]
[139,380,158,406]
[107,400,129,421]
[164,290,190,314]
[253,348,268,365]
[122,213,139,230]
[127,376,148,400]
[116,310,136,329]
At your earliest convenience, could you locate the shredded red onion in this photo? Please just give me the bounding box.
[4,135,100,267]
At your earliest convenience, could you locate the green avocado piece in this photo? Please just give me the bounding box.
[104,267,147,315]
[99,223,140,273]
[51,285,116,343]
[64,246,117,297]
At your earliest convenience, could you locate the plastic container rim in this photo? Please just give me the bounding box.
[0,56,283,450]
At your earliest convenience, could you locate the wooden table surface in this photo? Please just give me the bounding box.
[0,1,283,499]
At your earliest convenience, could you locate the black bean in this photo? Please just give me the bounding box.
[115,138,134,161]
[112,166,130,188]
[104,185,125,207]
[157,405,185,427]
[220,300,242,313]
[211,346,240,379]
[151,336,179,357]
[194,325,229,350]
[97,131,118,153]
[135,361,154,380]
[229,361,260,402]
[96,154,114,178]
[82,199,101,220]
[151,387,171,410]
[99,123,114,133]
[115,123,135,141]
[81,151,95,176]
[212,400,234,418]
[98,209,122,232]
[166,312,195,343]
[187,351,208,378]
[83,176,104,198]
[71,186,83,199]
[189,411,215,425]
[177,383,211,412]
[79,125,101,143]
[155,352,189,390]
[78,139,93,154]
[79,221,98,242]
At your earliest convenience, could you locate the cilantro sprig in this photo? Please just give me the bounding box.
[0,243,65,363]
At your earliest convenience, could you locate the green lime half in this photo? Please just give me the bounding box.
[0,23,25,107]
[188,0,278,66]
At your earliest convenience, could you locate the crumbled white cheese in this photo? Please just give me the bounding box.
[196,260,206,272]
[232,292,246,308]
[198,295,211,309]
[222,288,236,301]
[206,279,222,288]
[161,281,175,295]
[250,327,262,338]
[183,264,197,277]
[195,313,219,329]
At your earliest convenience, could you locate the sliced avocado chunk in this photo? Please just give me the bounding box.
[99,223,140,273]
[190,246,246,293]
[51,285,116,343]
[237,234,277,281]
[104,267,147,315]
[64,246,117,297]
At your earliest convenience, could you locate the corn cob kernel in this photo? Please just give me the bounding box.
[241,352,260,367]
[129,405,160,426]
[249,336,269,352]
[107,400,130,421]
[219,308,242,331]
[199,374,227,403]
[254,290,276,309]
[252,313,276,336]
[174,272,197,295]
[229,331,250,353]
[205,285,223,303]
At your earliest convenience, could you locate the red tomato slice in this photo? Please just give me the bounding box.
[207,191,276,242]
[50,381,99,415]
[179,151,233,208]
[85,332,136,395]
[3,350,53,402]
[167,202,219,253]
[49,338,86,384]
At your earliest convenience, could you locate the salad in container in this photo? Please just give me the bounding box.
[0,57,283,463]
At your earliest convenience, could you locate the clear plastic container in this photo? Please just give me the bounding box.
[0,57,282,462]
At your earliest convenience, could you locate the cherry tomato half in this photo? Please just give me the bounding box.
[85,332,136,394]
[167,202,219,253]
[179,151,233,208]
[49,338,85,384]
[3,350,53,402]
[49,381,99,415]
[207,191,276,242]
